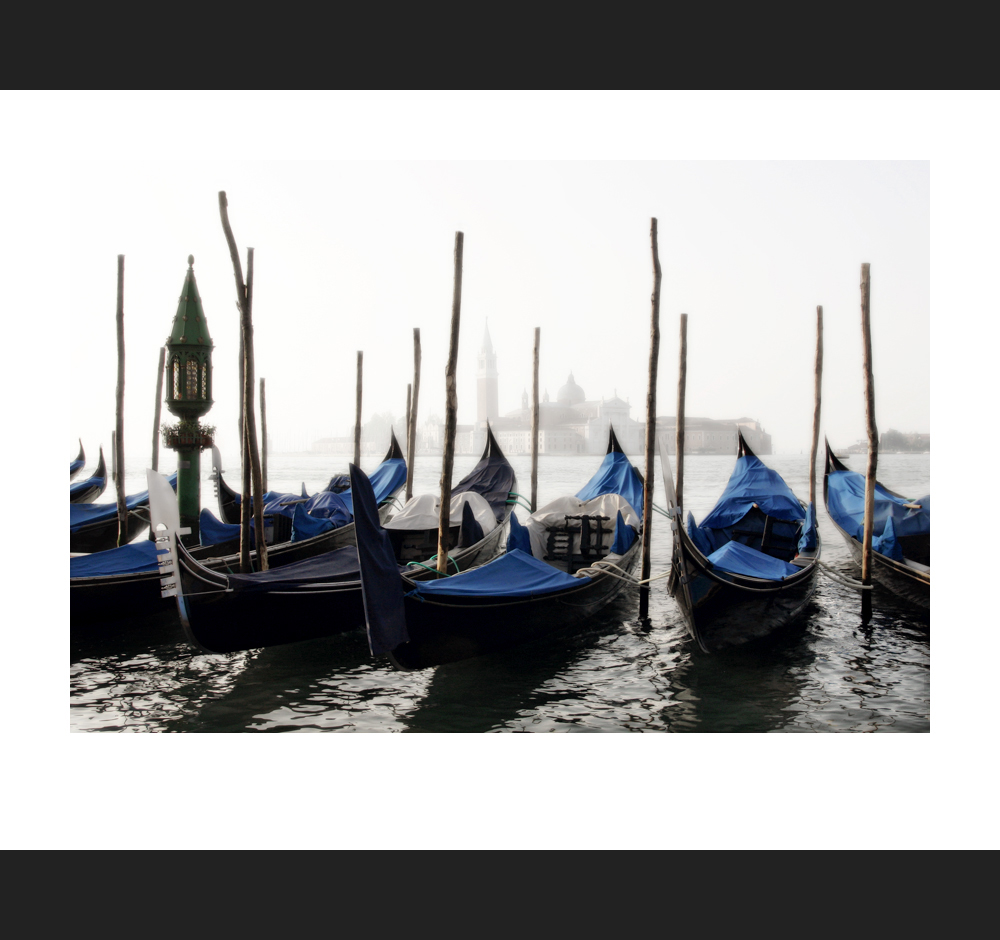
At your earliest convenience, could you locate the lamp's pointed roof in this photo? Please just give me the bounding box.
[167,255,213,347]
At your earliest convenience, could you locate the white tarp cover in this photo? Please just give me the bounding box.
[384,491,497,533]
[525,493,640,562]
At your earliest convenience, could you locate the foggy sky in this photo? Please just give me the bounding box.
[66,158,928,466]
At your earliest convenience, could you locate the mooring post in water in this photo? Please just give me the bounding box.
[115,255,127,547]
[675,313,688,513]
[437,232,463,575]
[405,381,411,457]
[151,346,165,472]
[810,306,823,509]
[639,219,662,621]
[219,191,268,572]
[407,328,421,501]
[860,263,877,621]
[531,326,540,513]
[354,351,363,469]
[259,377,267,493]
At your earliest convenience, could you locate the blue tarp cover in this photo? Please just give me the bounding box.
[199,508,242,546]
[506,512,532,555]
[452,446,516,522]
[368,457,407,506]
[300,491,353,525]
[224,546,361,592]
[699,455,805,529]
[575,450,644,519]
[611,511,637,554]
[70,473,178,532]
[826,469,930,542]
[70,470,105,499]
[407,549,591,599]
[70,540,167,577]
[706,540,801,580]
[290,503,337,542]
[798,502,818,553]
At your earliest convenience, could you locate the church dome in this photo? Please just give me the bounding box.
[557,372,585,406]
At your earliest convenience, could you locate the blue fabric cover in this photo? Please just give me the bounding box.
[706,540,801,580]
[687,511,717,556]
[408,549,591,598]
[70,473,178,532]
[506,512,532,555]
[610,510,636,554]
[70,540,167,578]
[826,469,930,542]
[368,457,407,505]
[324,474,351,493]
[699,455,805,529]
[575,449,644,520]
[224,546,361,592]
[300,491,352,526]
[798,502,818,553]
[290,503,337,542]
[459,499,485,547]
[199,508,242,546]
[349,463,409,656]
[871,515,905,561]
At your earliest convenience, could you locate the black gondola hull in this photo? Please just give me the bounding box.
[388,540,641,670]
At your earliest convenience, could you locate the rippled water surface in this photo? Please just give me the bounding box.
[70,451,930,733]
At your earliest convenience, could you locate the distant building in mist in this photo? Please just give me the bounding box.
[656,416,772,456]
[844,430,930,455]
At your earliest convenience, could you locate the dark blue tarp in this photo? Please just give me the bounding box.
[224,546,361,592]
[826,469,930,542]
[199,508,242,546]
[70,469,105,499]
[290,503,337,542]
[452,443,516,523]
[798,502,818,553]
[706,540,800,580]
[459,499,484,547]
[611,511,636,554]
[575,450,644,520]
[350,463,409,656]
[70,540,167,577]
[872,514,905,561]
[70,473,178,532]
[300,491,352,526]
[407,548,591,598]
[368,457,407,505]
[699,455,805,529]
[506,512,532,555]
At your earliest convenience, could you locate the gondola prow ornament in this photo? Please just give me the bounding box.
[162,255,214,545]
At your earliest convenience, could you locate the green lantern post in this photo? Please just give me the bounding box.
[162,255,214,545]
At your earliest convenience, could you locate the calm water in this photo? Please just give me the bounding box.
[70,451,930,733]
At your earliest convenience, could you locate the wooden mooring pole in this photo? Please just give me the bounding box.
[639,219,662,620]
[531,327,540,512]
[405,382,411,460]
[407,328,421,501]
[810,306,823,509]
[115,255,127,547]
[354,351,363,469]
[260,377,268,492]
[675,314,688,513]
[437,232,464,575]
[860,264,877,621]
[219,191,268,572]
[151,346,165,472]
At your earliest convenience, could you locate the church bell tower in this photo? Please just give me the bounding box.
[476,321,499,429]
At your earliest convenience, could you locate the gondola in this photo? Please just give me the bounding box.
[823,440,929,609]
[70,437,408,627]
[69,446,107,504]
[151,424,517,653]
[70,439,85,479]
[355,427,645,670]
[661,432,821,653]
[69,473,177,554]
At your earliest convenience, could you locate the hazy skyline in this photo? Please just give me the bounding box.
[69,159,927,465]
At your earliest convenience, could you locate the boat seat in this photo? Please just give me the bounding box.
[544,514,612,574]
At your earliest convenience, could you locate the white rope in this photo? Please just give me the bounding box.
[572,560,672,586]
[816,559,872,591]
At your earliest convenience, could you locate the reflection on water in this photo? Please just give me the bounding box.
[71,453,930,733]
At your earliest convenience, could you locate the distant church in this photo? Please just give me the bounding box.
[471,322,645,455]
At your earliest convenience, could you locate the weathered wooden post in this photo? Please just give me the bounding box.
[151,346,165,472]
[531,326,540,513]
[639,219,662,620]
[405,382,412,457]
[675,314,688,512]
[406,328,421,501]
[219,192,268,572]
[115,255,127,546]
[437,232,464,575]
[259,377,268,492]
[860,264,877,621]
[354,351,363,469]
[809,306,823,508]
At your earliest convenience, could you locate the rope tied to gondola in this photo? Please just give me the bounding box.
[815,560,872,591]
[573,559,672,586]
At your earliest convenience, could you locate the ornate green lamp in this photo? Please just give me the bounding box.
[162,255,214,545]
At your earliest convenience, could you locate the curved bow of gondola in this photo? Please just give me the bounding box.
[70,439,85,479]
[69,446,108,504]
[737,429,755,460]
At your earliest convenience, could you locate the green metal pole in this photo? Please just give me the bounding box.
[177,441,201,546]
